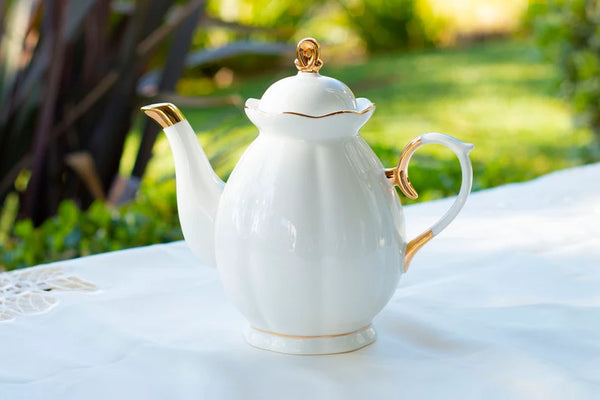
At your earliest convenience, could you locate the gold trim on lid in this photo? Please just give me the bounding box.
[244,102,375,119]
[141,103,185,128]
[295,37,323,73]
[282,103,375,118]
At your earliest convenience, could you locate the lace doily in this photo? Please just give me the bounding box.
[0,267,98,322]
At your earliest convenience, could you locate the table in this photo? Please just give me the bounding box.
[1,164,599,399]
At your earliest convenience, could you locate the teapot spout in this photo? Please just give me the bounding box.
[142,103,224,265]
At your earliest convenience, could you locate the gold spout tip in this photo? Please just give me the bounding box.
[140,102,174,111]
[141,103,185,129]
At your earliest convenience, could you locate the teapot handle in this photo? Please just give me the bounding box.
[385,133,474,271]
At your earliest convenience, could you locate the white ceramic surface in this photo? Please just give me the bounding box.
[216,129,404,339]
[253,71,366,116]
[163,120,224,265]
[154,62,474,354]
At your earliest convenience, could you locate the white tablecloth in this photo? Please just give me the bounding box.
[1,164,599,399]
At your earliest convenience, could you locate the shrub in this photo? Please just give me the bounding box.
[0,1,204,225]
[530,0,600,138]
[0,180,182,271]
[339,0,446,52]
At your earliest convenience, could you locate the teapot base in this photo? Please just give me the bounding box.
[243,324,376,355]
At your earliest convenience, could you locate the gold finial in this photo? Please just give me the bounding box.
[295,38,323,73]
[141,103,185,128]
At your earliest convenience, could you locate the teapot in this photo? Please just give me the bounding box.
[142,38,473,355]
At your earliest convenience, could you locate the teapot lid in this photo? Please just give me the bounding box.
[249,38,373,117]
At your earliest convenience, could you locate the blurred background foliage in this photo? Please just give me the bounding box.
[529,0,600,137]
[0,0,598,270]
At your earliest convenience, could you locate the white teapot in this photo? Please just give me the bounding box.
[142,38,473,354]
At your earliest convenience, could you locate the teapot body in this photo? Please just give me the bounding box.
[143,38,474,355]
[215,124,406,341]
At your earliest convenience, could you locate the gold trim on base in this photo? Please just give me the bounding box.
[252,325,370,339]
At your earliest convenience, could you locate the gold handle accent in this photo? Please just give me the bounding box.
[403,230,433,271]
[385,137,421,199]
[295,37,323,73]
[386,134,474,272]
[141,103,185,128]
[386,136,433,272]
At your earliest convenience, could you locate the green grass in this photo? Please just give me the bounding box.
[132,39,598,203]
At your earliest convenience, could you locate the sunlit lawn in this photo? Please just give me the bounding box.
[128,39,598,204]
